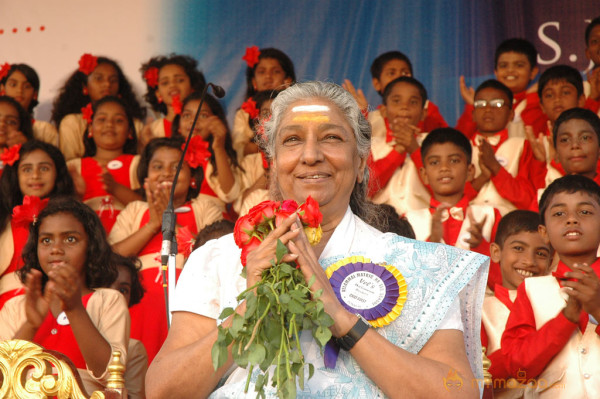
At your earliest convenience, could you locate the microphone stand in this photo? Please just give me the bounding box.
[161,83,225,328]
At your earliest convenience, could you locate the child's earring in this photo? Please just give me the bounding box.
[157,97,163,103]
[87,128,93,138]
[190,178,197,189]
[82,86,88,95]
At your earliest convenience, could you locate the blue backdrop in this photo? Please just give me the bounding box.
[162,0,598,126]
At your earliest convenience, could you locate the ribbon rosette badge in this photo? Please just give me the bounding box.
[323,256,407,367]
[213,197,331,399]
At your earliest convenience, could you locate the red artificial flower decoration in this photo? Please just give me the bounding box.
[12,196,49,228]
[144,67,159,88]
[183,136,211,169]
[241,98,259,119]
[242,46,260,68]
[0,143,22,166]
[0,63,11,81]
[78,53,98,75]
[233,197,322,266]
[172,94,182,115]
[176,225,196,258]
[81,103,93,124]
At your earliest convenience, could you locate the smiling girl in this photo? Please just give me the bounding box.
[68,96,142,233]
[0,140,74,309]
[0,197,129,394]
[232,47,296,158]
[52,54,146,160]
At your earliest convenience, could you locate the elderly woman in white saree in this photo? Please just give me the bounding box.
[146,81,489,398]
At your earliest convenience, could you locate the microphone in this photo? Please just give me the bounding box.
[160,82,225,327]
[209,83,226,98]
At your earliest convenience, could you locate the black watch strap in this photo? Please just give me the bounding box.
[335,314,370,351]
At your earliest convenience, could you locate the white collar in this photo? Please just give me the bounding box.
[319,206,355,261]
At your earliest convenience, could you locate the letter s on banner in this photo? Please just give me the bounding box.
[538,21,561,65]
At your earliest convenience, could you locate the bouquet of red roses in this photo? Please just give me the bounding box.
[212,197,333,399]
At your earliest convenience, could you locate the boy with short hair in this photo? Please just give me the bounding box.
[404,127,502,286]
[526,65,587,175]
[368,76,431,214]
[468,79,544,214]
[502,175,600,397]
[457,38,546,139]
[366,51,448,132]
[481,210,552,390]
[530,108,600,205]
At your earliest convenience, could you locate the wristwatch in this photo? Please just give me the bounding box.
[335,314,371,351]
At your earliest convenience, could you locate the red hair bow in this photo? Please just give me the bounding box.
[81,103,93,124]
[0,144,21,166]
[0,63,11,81]
[242,46,260,68]
[78,54,98,75]
[241,97,259,119]
[183,136,211,169]
[144,67,159,88]
[12,196,49,228]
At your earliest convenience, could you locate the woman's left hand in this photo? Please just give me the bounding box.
[46,264,83,312]
[287,222,356,337]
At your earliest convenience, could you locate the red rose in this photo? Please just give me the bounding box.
[241,98,259,119]
[234,213,255,247]
[183,136,211,169]
[78,53,98,75]
[281,199,298,213]
[144,67,159,88]
[275,210,295,227]
[81,103,93,124]
[298,196,322,227]
[0,144,21,166]
[248,200,279,225]
[0,63,11,81]
[240,236,261,267]
[242,46,261,68]
[172,94,182,115]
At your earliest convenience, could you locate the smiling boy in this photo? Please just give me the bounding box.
[481,210,551,390]
[457,38,547,139]
[532,108,600,203]
[502,175,600,397]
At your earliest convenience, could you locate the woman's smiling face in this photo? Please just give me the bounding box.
[271,98,367,220]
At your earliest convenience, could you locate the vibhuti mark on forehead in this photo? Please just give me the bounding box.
[291,104,330,123]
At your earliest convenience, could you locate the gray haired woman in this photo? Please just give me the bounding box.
[147,81,488,398]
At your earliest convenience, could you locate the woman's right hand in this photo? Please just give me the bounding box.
[244,213,301,289]
[24,270,50,330]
